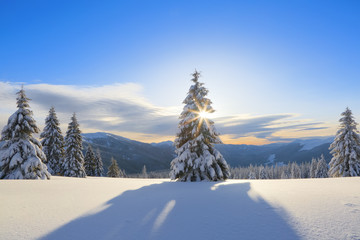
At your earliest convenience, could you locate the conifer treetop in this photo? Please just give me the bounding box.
[191,70,201,83]
[2,89,40,141]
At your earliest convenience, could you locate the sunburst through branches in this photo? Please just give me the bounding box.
[186,99,214,137]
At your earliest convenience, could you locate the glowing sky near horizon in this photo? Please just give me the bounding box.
[0,0,360,144]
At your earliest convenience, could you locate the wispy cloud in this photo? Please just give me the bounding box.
[215,114,329,142]
[0,82,331,143]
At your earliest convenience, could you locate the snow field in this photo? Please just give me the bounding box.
[1,177,360,240]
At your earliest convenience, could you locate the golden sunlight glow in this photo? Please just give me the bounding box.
[199,110,210,119]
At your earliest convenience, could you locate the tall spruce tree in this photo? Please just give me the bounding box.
[62,113,86,177]
[40,107,65,175]
[170,71,230,181]
[107,157,120,177]
[0,88,50,179]
[84,145,96,176]
[329,107,360,177]
[94,148,104,177]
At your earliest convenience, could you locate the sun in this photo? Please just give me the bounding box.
[198,110,210,119]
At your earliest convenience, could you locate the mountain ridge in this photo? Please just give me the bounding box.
[82,132,334,174]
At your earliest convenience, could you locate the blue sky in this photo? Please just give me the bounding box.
[1,0,360,144]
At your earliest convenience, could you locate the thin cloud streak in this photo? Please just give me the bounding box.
[0,82,330,143]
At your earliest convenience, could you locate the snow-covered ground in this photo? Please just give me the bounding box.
[1,177,360,240]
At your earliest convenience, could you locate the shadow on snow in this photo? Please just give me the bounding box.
[41,181,300,240]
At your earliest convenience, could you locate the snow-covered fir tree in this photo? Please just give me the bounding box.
[248,171,255,179]
[315,154,329,178]
[119,168,126,178]
[170,71,230,181]
[291,162,301,179]
[84,145,96,176]
[94,148,104,177]
[141,165,148,178]
[107,157,120,177]
[310,157,318,178]
[0,88,50,179]
[62,113,86,177]
[40,106,65,175]
[300,162,310,178]
[329,107,360,177]
[281,169,290,179]
[259,166,268,179]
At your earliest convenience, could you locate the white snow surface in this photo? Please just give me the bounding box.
[1,177,360,240]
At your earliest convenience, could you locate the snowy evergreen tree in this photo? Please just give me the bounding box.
[107,157,120,177]
[62,113,86,177]
[291,162,301,179]
[84,145,96,176]
[300,162,310,178]
[141,165,148,178]
[248,171,256,179]
[94,148,104,177]
[315,154,329,178]
[281,168,290,179]
[0,88,50,179]
[170,71,230,181]
[259,166,268,179]
[329,108,360,177]
[310,157,318,178]
[119,168,126,178]
[40,106,65,175]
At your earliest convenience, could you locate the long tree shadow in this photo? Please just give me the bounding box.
[41,181,300,240]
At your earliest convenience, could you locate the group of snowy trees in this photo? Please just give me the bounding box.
[230,155,328,179]
[1,72,360,181]
[0,88,104,179]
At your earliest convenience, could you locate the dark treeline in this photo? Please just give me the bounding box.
[128,154,329,180]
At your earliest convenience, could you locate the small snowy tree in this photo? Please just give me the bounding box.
[0,88,50,179]
[107,157,120,177]
[119,168,127,178]
[84,145,96,176]
[62,113,86,177]
[290,162,301,179]
[281,167,290,179]
[315,154,329,178]
[141,165,148,178]
[170,71,230,181]
[310,158,318,178]
[40,107,65,175]
[300,162,310,178]
[94,148,104,177]
[259,166,268,179]
[329,108,360,177]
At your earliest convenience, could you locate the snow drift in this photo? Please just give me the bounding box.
[0,177,359,240]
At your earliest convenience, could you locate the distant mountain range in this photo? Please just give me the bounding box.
[82,132,334,174]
